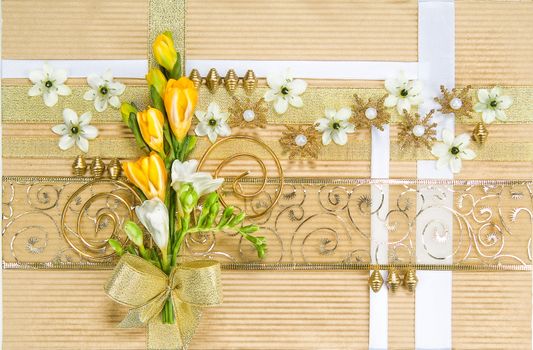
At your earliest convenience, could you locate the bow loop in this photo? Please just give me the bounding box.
[171,260,223,306]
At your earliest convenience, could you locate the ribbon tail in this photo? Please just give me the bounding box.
[119,291,168,329]
[173,297,203,349]
[148,317,185,350]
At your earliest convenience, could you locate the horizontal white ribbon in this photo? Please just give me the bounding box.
[2,60,148,79]
[186,60,417,80]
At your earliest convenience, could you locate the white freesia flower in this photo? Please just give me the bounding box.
[51,108,98,153]
[384,71,422,113]
[28,63,71,107]
[314,107,355,145]
[264,69,307,114]
[84,69,125,112]
[135,198,169,252]
[194,102,231,143]
[474,87,512,124]
[171,159,224,197]
[431,129,476,174]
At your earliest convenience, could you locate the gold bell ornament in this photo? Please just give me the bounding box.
[387,268,401,292]
[403,268,418,292]
[188,69,202,90]
[107,158,122,180]
[224,69,239,94]
[472,122,488,145]
[242,69,257,95]
[90,156,106,178]
[368,269,384,293]
[205,68,221,93]
[72,155,87,176]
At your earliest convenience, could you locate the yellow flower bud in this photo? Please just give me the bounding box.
[152,32,178,72]
[120,102,137,124]
[146,68,167,97]
[122,152,167,201]
[163,77,198,142]
[136,107,165,153]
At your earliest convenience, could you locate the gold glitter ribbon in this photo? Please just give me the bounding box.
[104,254,222,350]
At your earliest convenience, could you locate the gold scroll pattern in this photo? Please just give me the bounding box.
[3,177,532,268]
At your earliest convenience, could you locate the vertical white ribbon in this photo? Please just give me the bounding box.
[416,1,455,349]
[369,125,390,350]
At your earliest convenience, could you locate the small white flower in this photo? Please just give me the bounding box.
[314,107,355,145]
[171,159,224,197]
[28,63,71,107]
[431,129,476,174]
[84,69,125,112]
[195,102,231,143]
[51,108,98,153]
[384,71,422,113]
[135,198,169,252]
[264,69,307,114]
[474,87,512,124]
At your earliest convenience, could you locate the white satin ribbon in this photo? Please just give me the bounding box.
[369,125,390,350]
[2,59,148,78]
[416,1,455,349]
[185,60,417,80]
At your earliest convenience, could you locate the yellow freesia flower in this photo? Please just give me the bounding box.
[146,68,167,97]
[123,152,167,201]
[164,77,198,142]
[136,107,165,153]
[152,32,178,72]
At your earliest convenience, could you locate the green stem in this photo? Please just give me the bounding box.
[161,298,175,324]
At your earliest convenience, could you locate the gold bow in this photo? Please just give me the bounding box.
[104,254,222,350]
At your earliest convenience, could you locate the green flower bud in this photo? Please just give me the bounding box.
[205,202,220,227]
[228,211,246,227]
[120,102,137,125]
[218,206,234,227]
[178,184,199,216]
[108,239,124,256]
[124,221,144,248]
[240,224,259,234]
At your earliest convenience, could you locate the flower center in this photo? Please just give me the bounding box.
[71,126,79,134]
[100,86,108,95]
[400,88,409,97]
[44,80,53,88]
[490,100,498,108]
[450,146,460,155]
[208,118,217,126]
[281,86,289,95]
[332,122,341,130]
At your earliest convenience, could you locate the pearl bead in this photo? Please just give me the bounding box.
[449,97,462,110]
[412,125,425,137]
[365,107,378,120]
[242,109,255,122]
[294,134,308,147]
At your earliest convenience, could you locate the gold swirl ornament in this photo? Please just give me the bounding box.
[197,135,284,219]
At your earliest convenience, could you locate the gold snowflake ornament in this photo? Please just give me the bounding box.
[228,96,268,128]
[279,125,321,159]
[352,94,390,131]
[397,110,437,150]
[434,85,473,118]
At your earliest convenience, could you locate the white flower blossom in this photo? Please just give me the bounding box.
[171,159,224,197]
[264,69,307,114]
[84,69,125,112]
[431,129,476,174]
[314,108,355,145]
[51,108,98,153]
[28,63,71,107]
[474,87,512,124]
[194,102,231,143]
[384,71,422,113]
[135,198,169,252]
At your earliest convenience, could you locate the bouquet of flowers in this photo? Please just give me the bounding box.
[108,32,267,325]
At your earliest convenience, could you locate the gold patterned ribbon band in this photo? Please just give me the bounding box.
[104,254,222,350]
